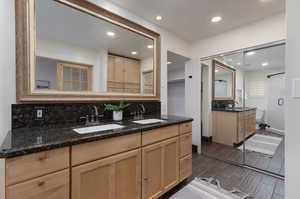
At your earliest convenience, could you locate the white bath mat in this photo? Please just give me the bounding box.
[171,178,251,199]
[238,134,282,156]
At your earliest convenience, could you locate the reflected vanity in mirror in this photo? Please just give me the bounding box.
[16,0,160,102]
[212,60,236,100]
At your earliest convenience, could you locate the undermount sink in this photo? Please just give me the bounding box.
[73,124,124,134]
[133,119,165,125]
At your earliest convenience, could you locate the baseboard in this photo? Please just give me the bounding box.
[202,136,212,143]
[192,145,198,153]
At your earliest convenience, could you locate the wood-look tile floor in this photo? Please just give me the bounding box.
[163,153,285,199]
[202,130,285,176]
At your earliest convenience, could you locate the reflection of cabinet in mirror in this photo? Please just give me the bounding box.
[107,55,141,93]
[16,0,160,102]
[143,71,154,94]
[212,109,256,146]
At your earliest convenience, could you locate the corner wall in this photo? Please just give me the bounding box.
[0,0,15,144]
[286,0,300,197]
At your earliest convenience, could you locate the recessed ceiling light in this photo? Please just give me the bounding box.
[246,51,256,56]
[167,61,172,65]
[237,62,241,65]
[262,62,269,66]
[215,69,219,72]
[106,31,115,37]
[156,15,162,21]
[147,45,154,49]
[131,51,138,55]
[211,16,222,23]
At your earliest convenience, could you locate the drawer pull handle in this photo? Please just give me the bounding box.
[38,181,45,187]
[144,178,149,182]
[38,154,47,161]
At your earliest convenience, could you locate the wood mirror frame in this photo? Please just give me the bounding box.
[15,0,161,103]
[212,59,236,101]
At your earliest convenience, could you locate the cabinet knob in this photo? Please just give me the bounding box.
[143,178,149,182]
[38,181,45,187]
[37,153,47,161]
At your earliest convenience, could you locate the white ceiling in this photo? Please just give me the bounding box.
[36,0,154,60]
[216,44,285,71]
[107,0,285,42]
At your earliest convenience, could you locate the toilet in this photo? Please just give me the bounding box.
[256,108,265,125]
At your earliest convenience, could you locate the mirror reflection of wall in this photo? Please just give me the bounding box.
[214,66,233,98]
[213,60,235,100]
[35,0,155,94]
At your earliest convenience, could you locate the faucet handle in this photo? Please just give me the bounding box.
[80,115,89,125]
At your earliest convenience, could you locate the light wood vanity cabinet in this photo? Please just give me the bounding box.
[72,149,141,199]
[6,170,69,199]
[142,137,179,199]
[5,147,70,199]
[3,122,192,199]
[212,109,256,146]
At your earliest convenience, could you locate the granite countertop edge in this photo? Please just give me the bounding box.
[0,116,193,159]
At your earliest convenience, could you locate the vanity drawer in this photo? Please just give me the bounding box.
[179,133,192,157]
[179,155,192,181]
[6,147,69,186]
[6,169,69,199]
[179,122,192,135]
[72,133,141,166]
[142,125,179,146]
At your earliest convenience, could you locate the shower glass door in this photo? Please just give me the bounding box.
[201,41,285,178]
[266,75,285,133]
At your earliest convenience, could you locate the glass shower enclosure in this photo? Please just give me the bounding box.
[201,41,285,178]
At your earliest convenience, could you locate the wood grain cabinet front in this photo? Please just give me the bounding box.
[179,155,192,181]
[2,123,192,199]
[5,147,69,186]
[6,169,69,199]
[72,149,141,199]
[179,133,192,158]
[142,137,179,199]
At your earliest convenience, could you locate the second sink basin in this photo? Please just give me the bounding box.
[73,124,124,134]
[133,119,165,125]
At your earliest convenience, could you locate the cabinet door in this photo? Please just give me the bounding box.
[142,137,179,199]
[107,55,116,82]
[142,142,164,199]
[124,58,140,84]
[179,133,192,158]
[162,137,179,192]
[72,149,141,199]
[115,150,141,199]
[114,56,125,83]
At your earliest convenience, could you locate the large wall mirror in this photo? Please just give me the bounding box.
[212,60,236,100]
[16,0,160,102]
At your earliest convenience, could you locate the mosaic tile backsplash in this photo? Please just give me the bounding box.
[12,101,161,129]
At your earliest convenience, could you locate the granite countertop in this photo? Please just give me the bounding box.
[212,107,257,112]
[0,115,193,158]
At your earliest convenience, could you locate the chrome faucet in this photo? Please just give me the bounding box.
[80,106,104,125]
[130,104,146,120]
